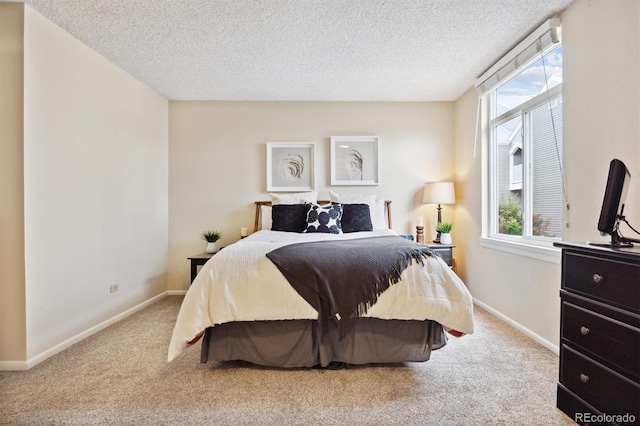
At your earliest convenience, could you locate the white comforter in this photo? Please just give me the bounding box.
[168,229,474,361]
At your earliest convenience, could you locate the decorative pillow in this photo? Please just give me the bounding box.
[304,203,343,234]
[271,204,309,232]
[341,204,373,233]
[270,191,318,205]
[329,190,387,230]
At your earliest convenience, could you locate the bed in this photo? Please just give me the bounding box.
[168,196,474,368]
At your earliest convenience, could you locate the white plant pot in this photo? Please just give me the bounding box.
[440,233,452,244]
[206,241,218,253]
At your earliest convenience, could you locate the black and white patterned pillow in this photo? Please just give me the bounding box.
[304,203,343,234]
[271,204,309,232]
[341,203,373,233]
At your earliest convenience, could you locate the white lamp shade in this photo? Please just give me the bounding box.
[423,182,456,205]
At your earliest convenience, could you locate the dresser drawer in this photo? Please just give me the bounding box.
[563,252,640,312]
[562,302,639,379]
[560,345,639,419]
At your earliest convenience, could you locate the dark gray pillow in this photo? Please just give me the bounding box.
[341,204,373,233]
[271,204,309,232]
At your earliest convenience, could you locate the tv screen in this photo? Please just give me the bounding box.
[595,159,631,246]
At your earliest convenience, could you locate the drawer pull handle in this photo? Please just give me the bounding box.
[580,326,590,336]
[580,374,589,383]
[592,274,603,283]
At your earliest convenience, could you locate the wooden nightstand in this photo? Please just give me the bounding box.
[187,252,216,283]
[423,243,455,269]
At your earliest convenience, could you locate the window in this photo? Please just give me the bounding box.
[476,19,565,259]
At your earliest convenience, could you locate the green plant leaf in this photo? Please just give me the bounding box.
[201,229,222,242]
[436,222,453,233]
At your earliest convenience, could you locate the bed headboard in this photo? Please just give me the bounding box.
[254,200,392,232]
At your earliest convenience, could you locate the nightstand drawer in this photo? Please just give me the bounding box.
[563,252,640,312]
[560,345,639,419]
[430,248,452,266]
[562,302,639,379]
[188,252,217,284]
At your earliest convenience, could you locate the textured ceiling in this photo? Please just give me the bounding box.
[19,0,573,101]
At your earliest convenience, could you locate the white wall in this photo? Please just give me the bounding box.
[453,0,639,350]
[22,7,169,361]
[454,88,562,350]
[168,101,455,290]
[562,0,639,241]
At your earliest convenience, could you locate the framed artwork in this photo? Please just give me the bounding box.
[330,136,380,186]
[266,142,316,191]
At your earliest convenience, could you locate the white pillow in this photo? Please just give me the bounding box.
[329,190,387,230]
[369,199,388,230]
[260,205,272,231]
[329,190,376,205]
[270,191,318,205]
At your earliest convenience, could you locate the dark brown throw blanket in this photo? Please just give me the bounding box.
[266,235,433,339]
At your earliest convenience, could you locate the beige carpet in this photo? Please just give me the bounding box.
[0,296,575,425]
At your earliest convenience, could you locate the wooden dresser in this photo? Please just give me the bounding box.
[555,242,640,425]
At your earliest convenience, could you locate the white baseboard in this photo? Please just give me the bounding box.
[0,292,170,371]
[473,297,559,355]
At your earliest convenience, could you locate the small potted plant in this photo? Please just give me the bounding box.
[436,222,453,244]
[201,229,222,253]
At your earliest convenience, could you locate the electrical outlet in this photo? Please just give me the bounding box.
[110,284,119,293]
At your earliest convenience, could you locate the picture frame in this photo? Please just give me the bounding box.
[330,136,380,186]
[266,142,316,192]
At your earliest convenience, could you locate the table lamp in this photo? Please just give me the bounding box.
[423,181,456,243]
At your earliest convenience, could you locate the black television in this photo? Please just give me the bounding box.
[592,159,633,247]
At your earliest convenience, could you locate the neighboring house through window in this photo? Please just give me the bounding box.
[476,19,564,261]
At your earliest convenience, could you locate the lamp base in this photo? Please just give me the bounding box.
[433,203,443,243]
[433,231,441,244]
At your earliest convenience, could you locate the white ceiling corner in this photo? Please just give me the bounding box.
[19,0,574,101]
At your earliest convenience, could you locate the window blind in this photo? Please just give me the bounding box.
[475,18,561,97]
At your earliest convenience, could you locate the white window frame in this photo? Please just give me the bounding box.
[490,84,563,237]
[480,60,563,264]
